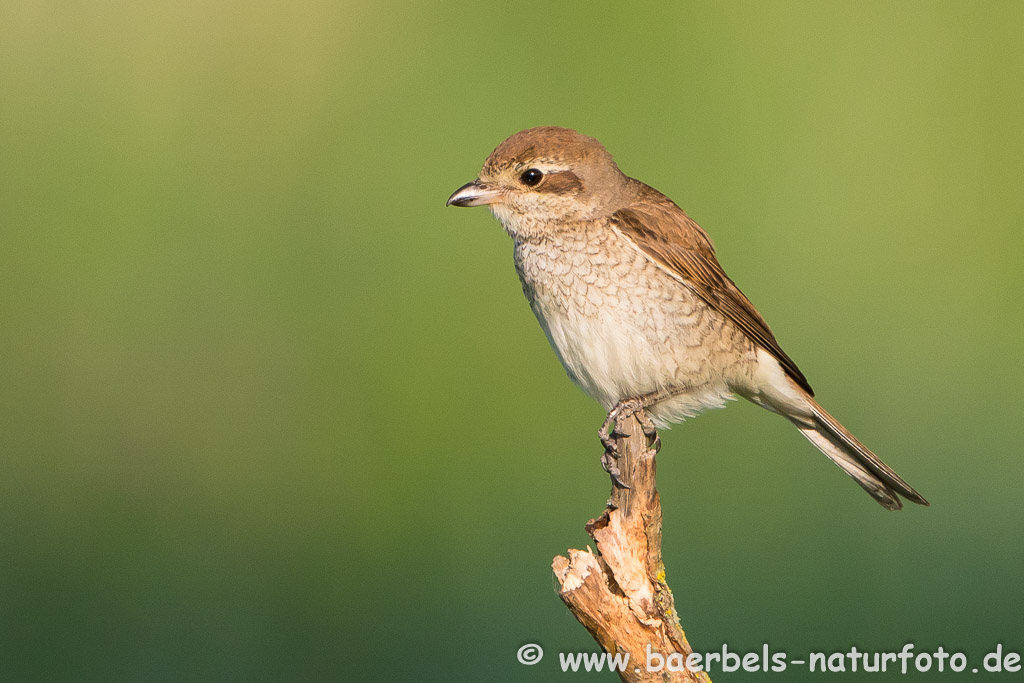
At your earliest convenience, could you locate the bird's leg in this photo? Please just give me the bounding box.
[598,400,637,452]
[599,399,642,488]
[599,389,673,487]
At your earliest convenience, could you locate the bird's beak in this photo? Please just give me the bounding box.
[446,180,503,207]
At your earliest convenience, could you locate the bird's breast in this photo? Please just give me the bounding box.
[512,228,750,423]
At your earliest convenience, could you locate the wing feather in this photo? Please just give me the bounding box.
[611,190,813,395]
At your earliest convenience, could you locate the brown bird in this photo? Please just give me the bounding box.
[447,126,927,510]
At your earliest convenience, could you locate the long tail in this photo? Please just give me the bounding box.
[795,396,929,511]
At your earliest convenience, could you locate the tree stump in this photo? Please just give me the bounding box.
[552,411,710,682]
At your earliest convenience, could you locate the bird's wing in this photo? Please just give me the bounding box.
[610,194,813,395]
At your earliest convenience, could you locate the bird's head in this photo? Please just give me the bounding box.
[446,126,628,238]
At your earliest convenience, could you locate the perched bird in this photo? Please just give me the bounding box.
[447,126,927,510]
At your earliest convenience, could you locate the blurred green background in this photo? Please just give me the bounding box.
[1,1,1021,680]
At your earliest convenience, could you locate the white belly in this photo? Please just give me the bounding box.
[531,298,736,428]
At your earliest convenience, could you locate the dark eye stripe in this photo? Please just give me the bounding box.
[535,170,583,194]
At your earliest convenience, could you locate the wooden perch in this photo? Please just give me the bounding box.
[552,410,711,683]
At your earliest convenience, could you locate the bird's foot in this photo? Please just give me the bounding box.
[598,398,648,489]
[600,449,630,489]
[597,397,664,487]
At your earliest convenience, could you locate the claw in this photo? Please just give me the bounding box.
[598,415,619,456]
[601,445,631,489]
[602,453,630,489]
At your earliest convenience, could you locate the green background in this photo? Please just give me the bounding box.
[2,2,1021,680]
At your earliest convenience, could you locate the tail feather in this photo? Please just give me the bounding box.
[796,397,929,510]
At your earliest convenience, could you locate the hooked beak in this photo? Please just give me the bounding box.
[446,180,503,207]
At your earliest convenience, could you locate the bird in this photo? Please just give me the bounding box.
[446,126,928,510]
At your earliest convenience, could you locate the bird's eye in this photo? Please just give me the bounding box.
[519,168,543,187]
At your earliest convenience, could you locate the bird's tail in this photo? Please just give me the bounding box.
[795,396,929,510]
